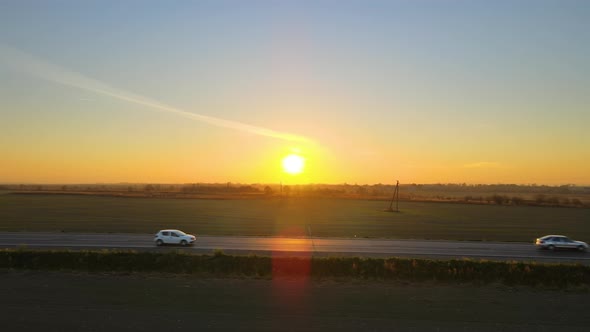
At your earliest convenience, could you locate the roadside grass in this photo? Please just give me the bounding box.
[4,270,590,331]
[1,194,590,242]
[1,249,589,289]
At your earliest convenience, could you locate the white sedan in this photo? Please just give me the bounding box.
[154,229,196,246]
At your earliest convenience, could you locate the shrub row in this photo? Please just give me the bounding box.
[311,256,590,287]
[0,249,271,277]
[1,249,589,288]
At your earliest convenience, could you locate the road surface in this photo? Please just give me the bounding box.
[0,232,588,264]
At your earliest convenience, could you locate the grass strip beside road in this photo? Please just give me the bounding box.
[1,249,589,289]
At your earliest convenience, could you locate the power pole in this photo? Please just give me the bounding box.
[307,224,316,254]
[386,180,400,212]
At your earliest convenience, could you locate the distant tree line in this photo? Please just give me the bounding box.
[3,182,588,208]
[461,194,585,207]
[179,183,259,193]
[404,183,589,194]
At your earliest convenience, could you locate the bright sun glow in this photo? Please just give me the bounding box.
[282,154,305,175]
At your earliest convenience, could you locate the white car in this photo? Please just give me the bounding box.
[154,229,196,246]
[535,235,588,252]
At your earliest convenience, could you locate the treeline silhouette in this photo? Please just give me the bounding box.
[2,183,588,208]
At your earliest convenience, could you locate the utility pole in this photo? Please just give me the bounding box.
[307,224,316,254]
[386,180,400,212]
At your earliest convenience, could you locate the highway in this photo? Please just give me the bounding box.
[1,232,589,264]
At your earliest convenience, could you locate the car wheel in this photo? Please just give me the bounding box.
[578,246,586,252]
[548,245,555,251]
[156,239,163,246]
[181,240,188,246]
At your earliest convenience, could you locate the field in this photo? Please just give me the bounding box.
[2,193,590,242]
[3,192,590,331]
[1,270,589,331]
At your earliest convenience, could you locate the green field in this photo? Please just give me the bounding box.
[2,270,590,331]
[1,193,590,242]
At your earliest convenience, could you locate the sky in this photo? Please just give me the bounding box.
[1,0,589,185]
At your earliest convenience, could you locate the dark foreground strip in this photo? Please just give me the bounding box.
[1,249,589,288]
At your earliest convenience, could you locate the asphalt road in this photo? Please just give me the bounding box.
[1,232,588,264]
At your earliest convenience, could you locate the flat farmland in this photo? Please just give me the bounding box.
[2,270,590,331]
[1,193,589,242]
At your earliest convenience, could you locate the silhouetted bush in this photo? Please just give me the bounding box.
[535,194,547,204]
[511,196,525,205]
[488,195,510,205]
[572,198,584,206]
[1,249,589,288]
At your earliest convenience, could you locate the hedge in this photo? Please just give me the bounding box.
[1,249,588,288]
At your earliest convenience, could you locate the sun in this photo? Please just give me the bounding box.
[282,154,305,175]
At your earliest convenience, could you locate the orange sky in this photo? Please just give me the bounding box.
[1,1,589,185]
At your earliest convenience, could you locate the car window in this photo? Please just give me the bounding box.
[171,232,179,237]
[162,231,169,236]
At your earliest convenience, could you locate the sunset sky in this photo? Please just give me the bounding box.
[1,0,589,185]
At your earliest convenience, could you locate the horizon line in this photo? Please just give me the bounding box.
[2,182,588,187]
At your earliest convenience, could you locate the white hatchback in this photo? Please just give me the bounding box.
[154,229,196,246]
